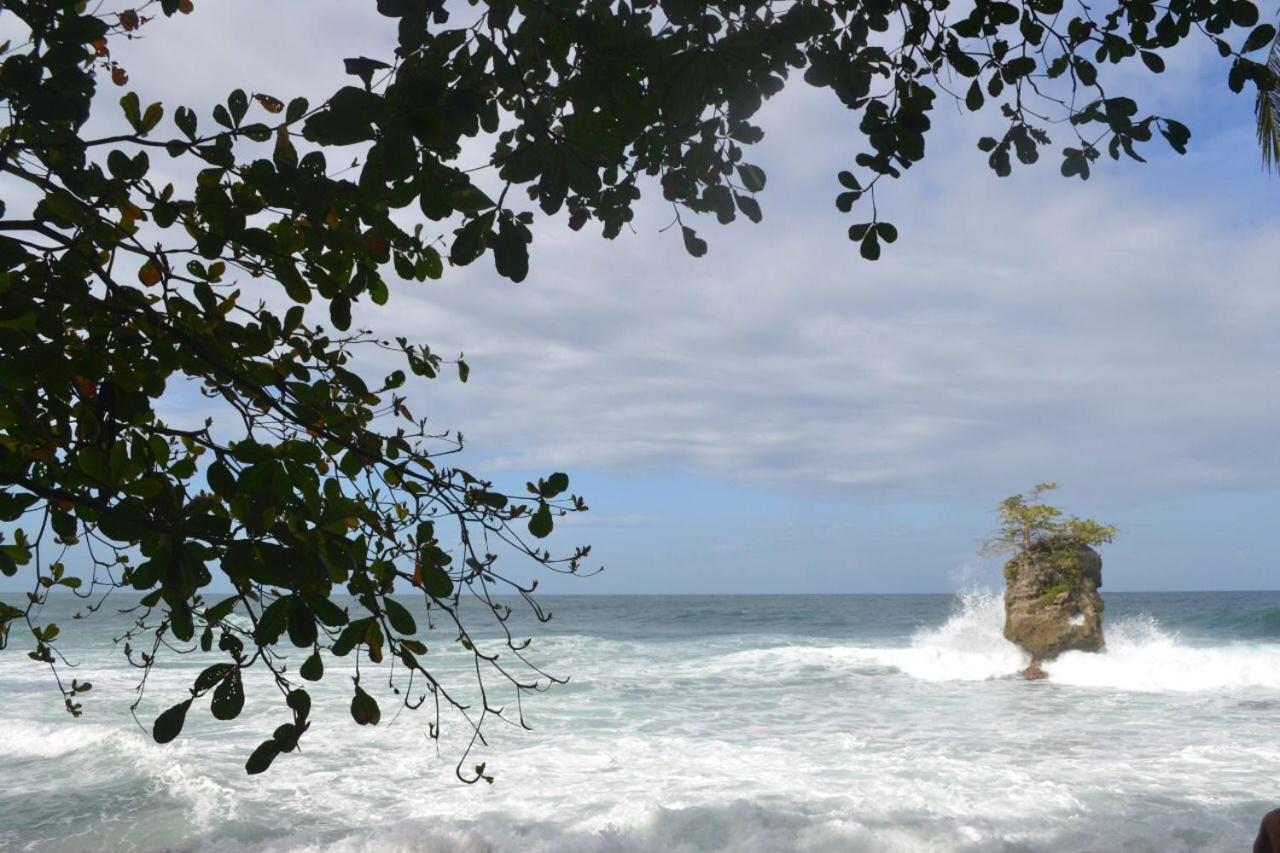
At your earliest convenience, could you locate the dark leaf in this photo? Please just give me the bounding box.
[153,699,192,744]
[383,598,417,634]
[528,502,554,538]
[351,685,381,725]
[343,56,392,89]
[736,164,766,192]
[245,739,281,774]
[680,226,707,258]
[299,652,325,681]
[211,668,245,720]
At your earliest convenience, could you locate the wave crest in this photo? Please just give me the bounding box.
[868,588,1280,693]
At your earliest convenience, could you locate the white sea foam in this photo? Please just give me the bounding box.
[1045,614,1280,692]
[874,588,1030,681]
[5,592,1278,852]
[0,717,125,758]
[203,797,1246,853]
[848,588,1280,694]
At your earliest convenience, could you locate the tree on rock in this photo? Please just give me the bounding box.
[983,483,1117,561]
[985,484,1116,667]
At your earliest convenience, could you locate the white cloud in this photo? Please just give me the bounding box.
[104,3,1280,504]
[360,95,1280,502]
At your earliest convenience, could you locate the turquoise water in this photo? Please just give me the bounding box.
[3,590,1280,851]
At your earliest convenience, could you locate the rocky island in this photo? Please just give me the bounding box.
[1002,539,1105,678]
[984,484,1116,679]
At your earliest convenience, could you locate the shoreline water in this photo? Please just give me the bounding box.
[3,590,1279,851]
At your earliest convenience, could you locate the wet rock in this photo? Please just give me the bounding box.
[1022,660,1048,680]
[1003,537,1104,661]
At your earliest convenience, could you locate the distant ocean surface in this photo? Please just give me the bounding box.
[4,590,1280,852]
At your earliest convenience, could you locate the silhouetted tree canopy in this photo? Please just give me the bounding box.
[0,0,1271,776]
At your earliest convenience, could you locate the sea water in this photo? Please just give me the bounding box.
[2,590,1279,852]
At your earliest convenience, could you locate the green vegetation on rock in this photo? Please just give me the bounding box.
[984,483,1117,562]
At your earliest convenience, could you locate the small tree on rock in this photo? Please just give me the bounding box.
[983,483,1117,582]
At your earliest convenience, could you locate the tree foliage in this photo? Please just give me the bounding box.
[0,0,1266,775]
[982,482,1117,559]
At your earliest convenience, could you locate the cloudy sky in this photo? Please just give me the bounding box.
[9,2,1280,593]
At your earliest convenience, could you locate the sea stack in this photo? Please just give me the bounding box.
[1002,537,1105,677]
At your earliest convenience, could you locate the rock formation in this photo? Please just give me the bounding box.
[1002,537,1105,676]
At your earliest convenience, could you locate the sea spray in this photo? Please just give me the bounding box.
[892,587,1030,681]
[847,588,1280,693]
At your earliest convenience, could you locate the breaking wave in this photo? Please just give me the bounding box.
[852,588,1280,693]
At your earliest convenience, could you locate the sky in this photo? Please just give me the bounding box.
[5,2,1280,594]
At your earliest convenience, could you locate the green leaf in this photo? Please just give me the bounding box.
[170,601,195,642]
[383,598,417,634]
[141,102,164,134]
[299,652,324,681]
[287,597,318,648]
[174,106,197,138]
[286,97,309,123]
[120,92,142,132]
[1232,1,1260,28]
[275,262,311,304]
[255,597,289,645]
[736,163,766,192]
[194,662,233,694]
[420,564,454,599]
[308,595,349,628]
[211,668,245,720]
[302,86,381,146]
[681,226,707,258]
[860,232,881,261]
[205,595,238,623]
[451,183,496,215]
[331,618,371,656]
[329,295,352,331]
[1160,119,1191,155]
[965,80,984,111]
[450,215,491,266]
[286,688,312,722]
[528,502,553,538]
[1244,24,1276,53]
[350,685,381,725]
[343,56,392,89]
[206,460,236,497]
[245,739,281,774]
[228,89,249,124]
[422,247,444,280]
[541,472,569,498]
[153,699,192,744]
[212,104,234,129]
[272,722,301,753]
[492,216,529,283]
[78,447,112,484]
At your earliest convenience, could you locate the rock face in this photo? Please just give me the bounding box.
[1002,537,1105,663]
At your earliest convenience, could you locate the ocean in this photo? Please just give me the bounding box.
[3,590,1279,852]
